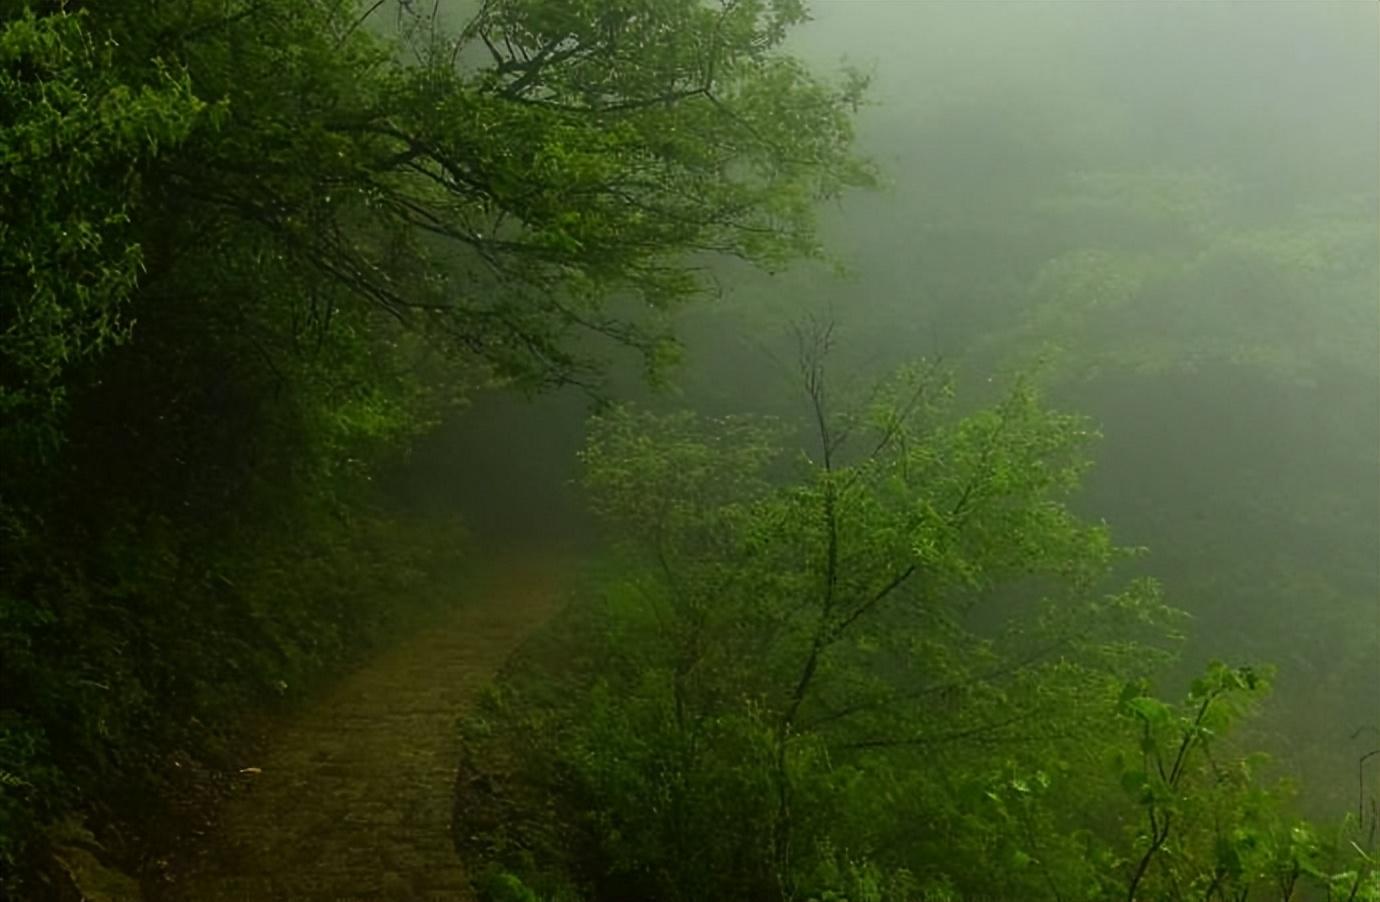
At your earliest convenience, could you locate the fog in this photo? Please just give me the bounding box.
[391,1,1378,818]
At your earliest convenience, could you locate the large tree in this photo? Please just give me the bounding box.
[0,1,870,892]
[4,0,871,412]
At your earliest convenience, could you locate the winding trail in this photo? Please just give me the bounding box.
[159,550,572,902]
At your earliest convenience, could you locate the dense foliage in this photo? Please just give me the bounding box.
[457,356,1378,902]
[0,0,867,893]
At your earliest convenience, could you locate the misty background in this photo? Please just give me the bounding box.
[389,0,1379,818]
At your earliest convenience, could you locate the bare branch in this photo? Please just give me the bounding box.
[337,0,387,48]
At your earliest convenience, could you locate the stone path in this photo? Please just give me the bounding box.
[159,551,571,902]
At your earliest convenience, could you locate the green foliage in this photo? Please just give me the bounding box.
[1008,172,1379,386]
[0,6,203,439]
[458,352,1377,901]
[457,358,1206,901]
[1107,665,1379,902]
[64,0,873,394]
[1,0,868,893]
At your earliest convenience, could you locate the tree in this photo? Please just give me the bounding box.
[456,340,1379,902]
[102,0,874,393]
[457,338,1187,900]
[0,1,871,892]
[0,6,204,443]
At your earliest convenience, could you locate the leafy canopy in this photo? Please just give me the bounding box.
[0,1,871,891]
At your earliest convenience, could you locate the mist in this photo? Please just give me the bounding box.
[400,0,1378,818]
[6,1,1377,898]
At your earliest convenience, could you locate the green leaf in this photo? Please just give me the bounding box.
[1123,696,1174,730]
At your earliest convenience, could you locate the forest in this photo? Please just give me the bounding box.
[0,1,1376,900]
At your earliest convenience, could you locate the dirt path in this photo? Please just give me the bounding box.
[158,551,571,902]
